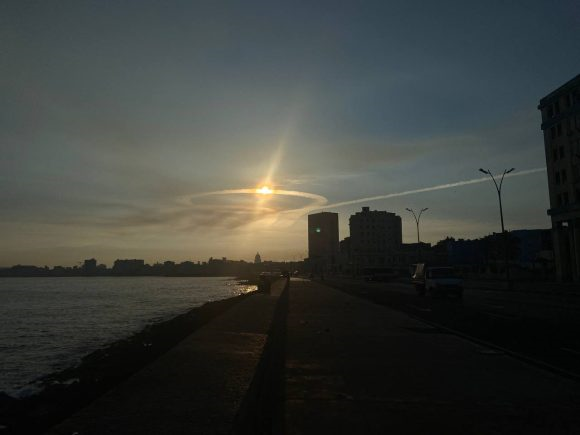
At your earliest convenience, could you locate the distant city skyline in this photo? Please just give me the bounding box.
[2,1,579,266]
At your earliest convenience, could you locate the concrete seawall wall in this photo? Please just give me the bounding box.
[46,279,289,435]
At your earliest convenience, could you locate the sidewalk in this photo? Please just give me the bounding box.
[47,280,287,435]
[282,279,580,434]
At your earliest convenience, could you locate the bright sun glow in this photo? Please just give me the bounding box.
[256,186,273,195]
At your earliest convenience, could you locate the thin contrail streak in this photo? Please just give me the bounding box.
[318,167,546,210]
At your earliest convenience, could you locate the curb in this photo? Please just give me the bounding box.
[233,278,290,435]
[405,313,580,383]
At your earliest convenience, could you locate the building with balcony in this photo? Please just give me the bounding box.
[349,206,402,275]
[538,73,580,281]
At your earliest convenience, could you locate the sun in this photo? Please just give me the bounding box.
[256,186,273,195]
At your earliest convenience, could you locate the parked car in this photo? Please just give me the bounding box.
[412,264,463,298]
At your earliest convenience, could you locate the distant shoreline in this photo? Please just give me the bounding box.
[0,291,254,435]
[0,273,253,278]
[0,273,263,286]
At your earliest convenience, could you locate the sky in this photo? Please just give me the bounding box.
[1,0,579,267]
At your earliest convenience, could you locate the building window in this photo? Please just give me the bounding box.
[555,171,560,184]
[547,106,554,119]
[563,191,569,205]
[557,123,563,136]
[562,169,567,182]
[557,194,562,206]
[553,149,558,161]
[560,146,565,159]
[551,127,556,140]
[555,101,561,115]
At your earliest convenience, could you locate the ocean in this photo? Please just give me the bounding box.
[0,276,256,397]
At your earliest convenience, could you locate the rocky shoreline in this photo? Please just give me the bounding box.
[0,292,253,435]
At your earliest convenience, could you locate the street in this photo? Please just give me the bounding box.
[324,278,580,379]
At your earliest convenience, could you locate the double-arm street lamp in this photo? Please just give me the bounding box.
[478,168,514,286]
[406,207,429,262]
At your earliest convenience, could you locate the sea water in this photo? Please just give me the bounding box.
[0,276,255,397]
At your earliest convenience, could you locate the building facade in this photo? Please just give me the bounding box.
[112,259,145,275]
[307,212,339,273]
[538,74,580,282]
[349,207,402,274]
[83,258,97,275]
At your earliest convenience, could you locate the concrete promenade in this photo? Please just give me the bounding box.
[47,280,287,435]
[283,280,580,434]
[46,278,580,434]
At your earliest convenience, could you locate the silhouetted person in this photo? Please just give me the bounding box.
[258,274,271,294]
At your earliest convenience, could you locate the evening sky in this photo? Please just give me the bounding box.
[1,0,579,265]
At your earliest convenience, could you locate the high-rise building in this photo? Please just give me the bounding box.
[83,258,97,275]
[254,252,262,264]
[112,259,145,275]
[538,74,580,282]
[307,212,339,273]
[349,206,402,274]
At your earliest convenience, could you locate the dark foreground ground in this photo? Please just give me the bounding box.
[4,278,579,434]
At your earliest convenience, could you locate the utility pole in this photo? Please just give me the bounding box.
[406,207,429,262]
[478,168,514,288]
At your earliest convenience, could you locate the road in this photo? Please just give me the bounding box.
[282,279,580,434]
[323,278,580,379]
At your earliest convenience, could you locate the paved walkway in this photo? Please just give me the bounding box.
[47,280,287,435]
[44,278,580,434]
[283,280,580,434]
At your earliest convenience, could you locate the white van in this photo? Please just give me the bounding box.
[412,264,463,298]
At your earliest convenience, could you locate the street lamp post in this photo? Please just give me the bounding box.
[406,207,429,262]
[478,168,514,287]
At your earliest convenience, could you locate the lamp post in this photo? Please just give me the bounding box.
[406,207,428,262]
[478,168,514,287]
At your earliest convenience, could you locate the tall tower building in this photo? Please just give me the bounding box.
[254,252,262,264]
[538,74,580,282]
[308,212,339,273]
[349,206,402,274]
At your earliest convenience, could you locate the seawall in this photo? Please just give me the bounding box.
[42,278,288,435]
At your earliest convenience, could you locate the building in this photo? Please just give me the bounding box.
[510,229,553,272]
[112,259,145,275]
[538,74,580,282]
[349,206,402,274]
[83,258,97,275]
[254,252,262,264]
[394,242,436,270]
[307,212,339,273]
